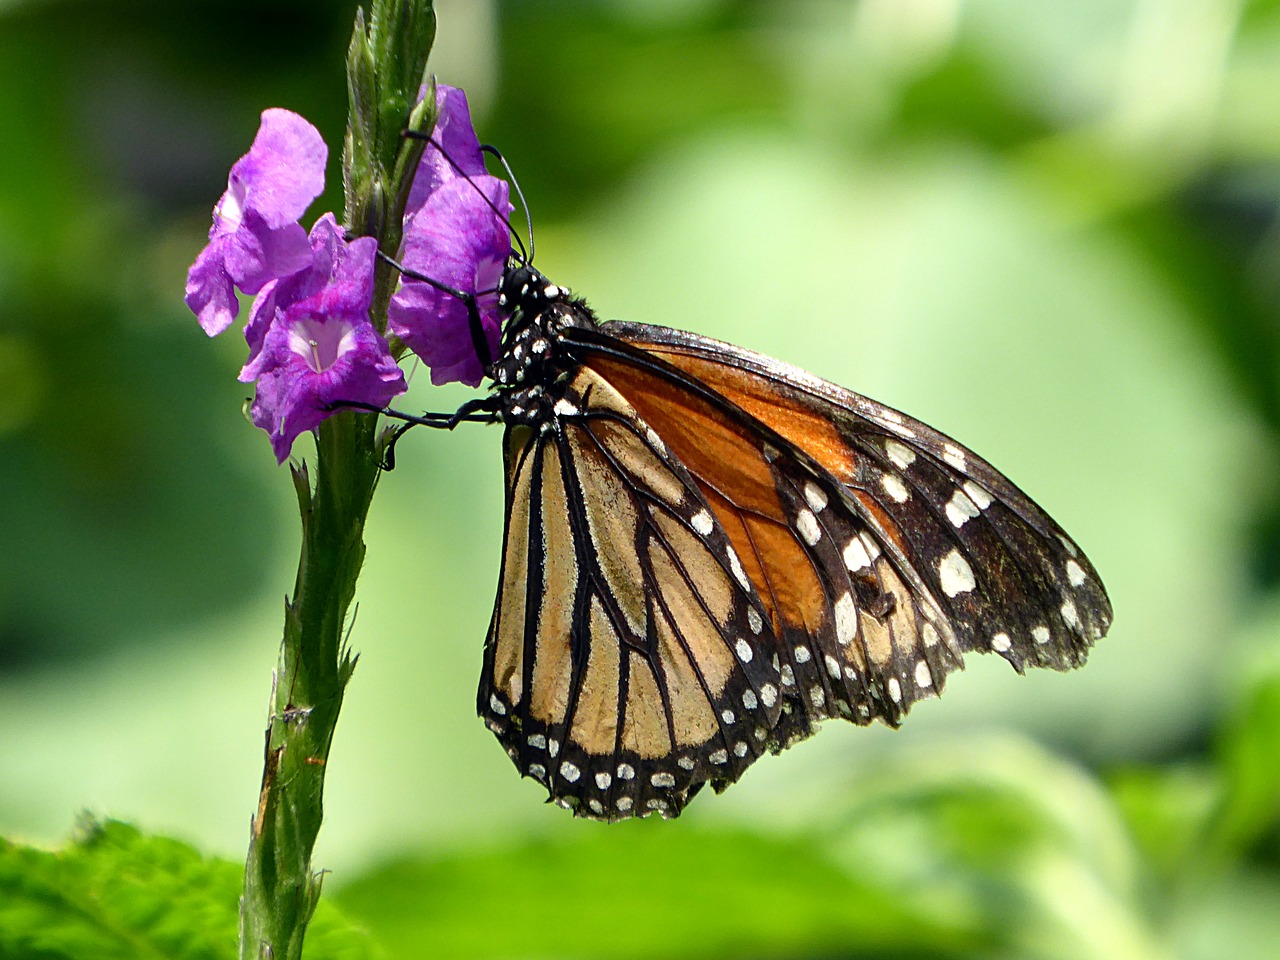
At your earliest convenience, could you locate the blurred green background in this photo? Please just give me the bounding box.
[3,0,1280,957]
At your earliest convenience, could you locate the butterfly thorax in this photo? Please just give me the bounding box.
[490,262,599,427]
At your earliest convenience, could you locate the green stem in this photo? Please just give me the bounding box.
[238,3,436,956]
[239,414,379,960]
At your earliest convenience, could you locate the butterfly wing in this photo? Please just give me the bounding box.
[566,321,1112,744]
[479,364,785,820]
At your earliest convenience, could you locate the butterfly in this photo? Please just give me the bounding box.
[408,253,1113,823]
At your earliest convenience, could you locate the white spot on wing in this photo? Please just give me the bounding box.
[616,763,635,780]
[804,482,828,512]
[943,444,967,471]
[727,548,749,589]
[691,510,714,536]
[945,488,980,528]
[939,549,976,597]
[794,645,811,664]
[885,439,916,470]
[560,762,580,782]
[651,772,675,788]
[834,592,856,645]
[824,654,842,679]
[991,632,1012,653]
[595,772,611,790]
[796,508,822,546]
[735,638,753,663]
[1033,625,1051,644]
[888,677,902,702]
[747,608,763,635]
[915,660,932,688]
[760,683,778,707]
[1066,559,1087,586]
[489,694,506,715]
[922,622,940,647]
[963,480,992,510]
[881,474,910,503]
[1062,599,1082,630]
[844,537,871,571]
[742,689,758,709]
[710,749,728,765]
[553,398,578,417]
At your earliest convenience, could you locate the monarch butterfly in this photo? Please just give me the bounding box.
[390,251,1107,823]
[384,130,1112,822]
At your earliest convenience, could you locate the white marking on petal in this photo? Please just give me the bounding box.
[881,474,910,503]
[962,480,992,510]
[760,683,778,707]
[888,677,902,703]
[1033,625,1051,644]
[834,592,856,645]
[915,660,933,688]
[796,508,822,546]
[651,772,676,788]
[735,638,753,663]
[991,632,1012,653]
[844,537,871,572]
[945,488,980,528]
[939,549,976,597]
[804,481,828,512]
[560,762,580,782]
[595,772,612,789]
[1066,559,1086,587]
[691,510,714,536]
[616,763,635,780]
[885,439,917,470]
[943,443,967,471]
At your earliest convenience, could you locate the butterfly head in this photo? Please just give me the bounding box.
[497,260,569,320]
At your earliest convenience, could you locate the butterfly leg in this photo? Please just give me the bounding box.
[379,252,495,371]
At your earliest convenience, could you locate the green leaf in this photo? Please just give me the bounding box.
[332,824,970,960]
[0,818,372,960]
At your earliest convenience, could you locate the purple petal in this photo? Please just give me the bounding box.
[186,109,328,332]
[405,85,489,219]
[390,174,510,386]
[223,210,313,294]
[185,239,238,336]
[231,109,328,230]
[244,307,406,464]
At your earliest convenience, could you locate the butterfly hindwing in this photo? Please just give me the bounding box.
[479,366,783,820]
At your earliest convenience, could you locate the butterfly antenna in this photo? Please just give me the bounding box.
[481,144,534,264]
[407,130,529,264]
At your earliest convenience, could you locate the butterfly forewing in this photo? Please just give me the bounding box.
[567,322,1111,729]
[480,365,783,820]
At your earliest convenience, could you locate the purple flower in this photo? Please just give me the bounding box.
[186,109,328,336]
[240,222,406,463]
[389,85,511,387]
